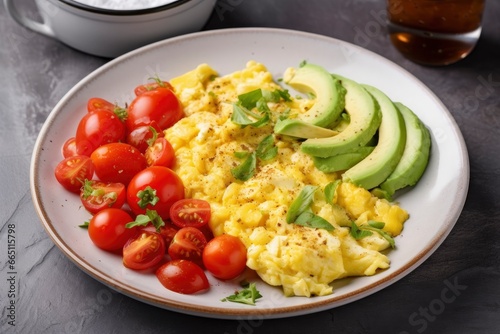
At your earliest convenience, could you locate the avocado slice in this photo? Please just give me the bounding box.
[377,102,431,197]
[300,75,381,158]
[313,146,375,173]
[274,118,338,138]
[279,64,346,128]
[342,85,407,190]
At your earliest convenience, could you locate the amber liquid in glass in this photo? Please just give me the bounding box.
[387,0,485,65]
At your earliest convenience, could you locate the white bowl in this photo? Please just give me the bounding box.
[4,0,217,58]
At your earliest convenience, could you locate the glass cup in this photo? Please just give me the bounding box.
[386,0,485,66]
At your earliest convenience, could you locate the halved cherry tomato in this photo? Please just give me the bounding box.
[141,222,178,247]
[126,121,163,153]
[202,234,247,280]
[126,87,183,131]
[168,227,207,266]
[80,180,126,214]
[123,231,166,270]
[87,97,115,113]
[91,142,147,185]
[75,109,126,156]
[88,208,138,252]
[145,137,175,168]
[156,259,209,294]
[54,155,95,193]
[134,80,174,96]
[127,166,185,220]
[62,137,78,158]
[169,199,211,229]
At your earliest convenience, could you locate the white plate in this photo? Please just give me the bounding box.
[30,28,469,319]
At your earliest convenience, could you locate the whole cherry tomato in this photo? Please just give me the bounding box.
[127,166,185,220]
[126,87,183,131]
[75,109,126,156]
[202,234,247,280]
[134,80,174,96]
[90,142,147,185]
[126,121,163,153]
[87,208,138,252]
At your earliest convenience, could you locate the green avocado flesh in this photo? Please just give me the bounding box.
[313,146,375,173]
[342,85,407,190]
[274,119,338,138]
[378,102,431,197]
[280,64,346,128]
[300,75,381,158]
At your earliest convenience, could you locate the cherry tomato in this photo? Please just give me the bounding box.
[126,121,163,153]
[123,231,166,270]
[80,180,126,214]
[145,137,175,168]
[91,142,147,185]
[169,199,211,229]
[134,80,174,96]
[87,97,115,113]
[54,155,95,193]
[88,208,138,252]
[168,227,207,266]
[141,222,178,247]
[61,137,78,158]
[156,260,209,294]
[126,87,183,131]
[75,109,126,156]
[202,234,247,280]
[127,166,185,220]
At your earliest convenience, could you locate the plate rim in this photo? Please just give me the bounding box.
[29,27,470,319]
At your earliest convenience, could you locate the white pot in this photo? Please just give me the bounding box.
[4,0,217,58]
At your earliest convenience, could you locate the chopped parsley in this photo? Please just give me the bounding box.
[221,282,262,306]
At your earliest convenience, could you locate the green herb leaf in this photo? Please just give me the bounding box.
[350,221,373,240]
[286,185,318,224]
[231,152,257,181]
[349,221,395,248]
[324,180,341,205]
[294,211,334,231]
[238,89,263,109]
[79,221,89,228]
[125,209,165,232]
[256,135,278,161]
[221,282,262,306]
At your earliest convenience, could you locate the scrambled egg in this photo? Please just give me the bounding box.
[165,61,409,297]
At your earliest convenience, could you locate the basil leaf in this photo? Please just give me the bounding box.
[286,185,318,224]
[349,221,395,248]
[294,211,334,231]
[350,221,373,240]
[238,89,263,109]
[324,180,341,205]
[256,135,277,161]
[231,152,257,181]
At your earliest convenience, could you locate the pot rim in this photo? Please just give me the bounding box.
[58,0,192,16]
